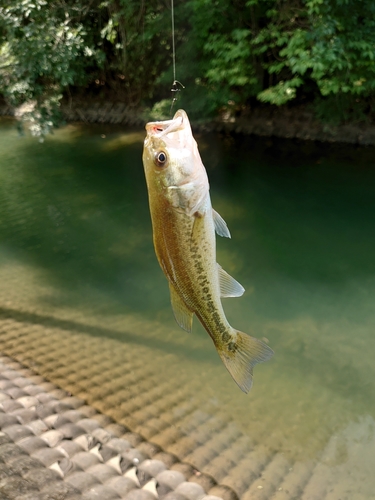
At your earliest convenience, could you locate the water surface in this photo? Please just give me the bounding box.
[0,117,374,499]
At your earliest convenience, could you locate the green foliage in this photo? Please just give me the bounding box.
[258,78,303,106]
[97,0,175,104]
[0,0,174,135]
[252,0,375,117]
[2,0,375,133]
[179,0,261,115]
[0,0,100,135]
[173,0,375,122]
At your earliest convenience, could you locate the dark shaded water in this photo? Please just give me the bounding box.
[0,117,374,498]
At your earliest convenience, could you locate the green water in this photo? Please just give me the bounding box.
[0,117,375,498]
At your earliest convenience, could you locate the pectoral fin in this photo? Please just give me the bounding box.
[213,209,231,238]
[218,264,245,297]
[169,282,193,332]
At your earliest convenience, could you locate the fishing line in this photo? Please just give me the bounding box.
[171,0,176,85]
[170,0,185,115]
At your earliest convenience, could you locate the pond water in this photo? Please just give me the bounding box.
[0,116,374,499]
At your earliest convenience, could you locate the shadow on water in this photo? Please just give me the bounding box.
[0,305,217,364]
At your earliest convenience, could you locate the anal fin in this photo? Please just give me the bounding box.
[218,264,245,297]
[169,282,193,333]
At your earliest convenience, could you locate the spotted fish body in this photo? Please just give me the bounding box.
[142,109,273,393]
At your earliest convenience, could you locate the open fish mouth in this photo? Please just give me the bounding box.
[145,110,185,138]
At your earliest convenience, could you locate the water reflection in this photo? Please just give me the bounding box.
[0,118,374,497]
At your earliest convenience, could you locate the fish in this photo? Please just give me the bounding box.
[142,109,273,393]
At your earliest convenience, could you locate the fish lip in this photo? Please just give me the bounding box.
[145,110,185,138]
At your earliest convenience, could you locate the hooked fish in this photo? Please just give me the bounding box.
[142,109,273,393]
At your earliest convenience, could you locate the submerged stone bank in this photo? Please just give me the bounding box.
[1,100,375,145]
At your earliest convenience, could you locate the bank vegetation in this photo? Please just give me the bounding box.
[1,0,375,136]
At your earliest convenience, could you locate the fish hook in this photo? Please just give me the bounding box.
[170,80,185,115]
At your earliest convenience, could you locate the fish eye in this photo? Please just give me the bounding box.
[154,151,168,168]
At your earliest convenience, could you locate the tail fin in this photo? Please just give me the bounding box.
[218,330,273,393]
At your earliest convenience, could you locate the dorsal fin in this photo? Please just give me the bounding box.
[218,264,245,297]
[169,282,193,332]
[213,209,231,238]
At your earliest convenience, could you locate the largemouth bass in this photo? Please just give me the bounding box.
[142,109,273,393]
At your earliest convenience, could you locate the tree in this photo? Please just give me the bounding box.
[182,0,375,122]
[0,0,101,135]
[255,0,375,122]
[1,0,375,134]
[0,0,175,135]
